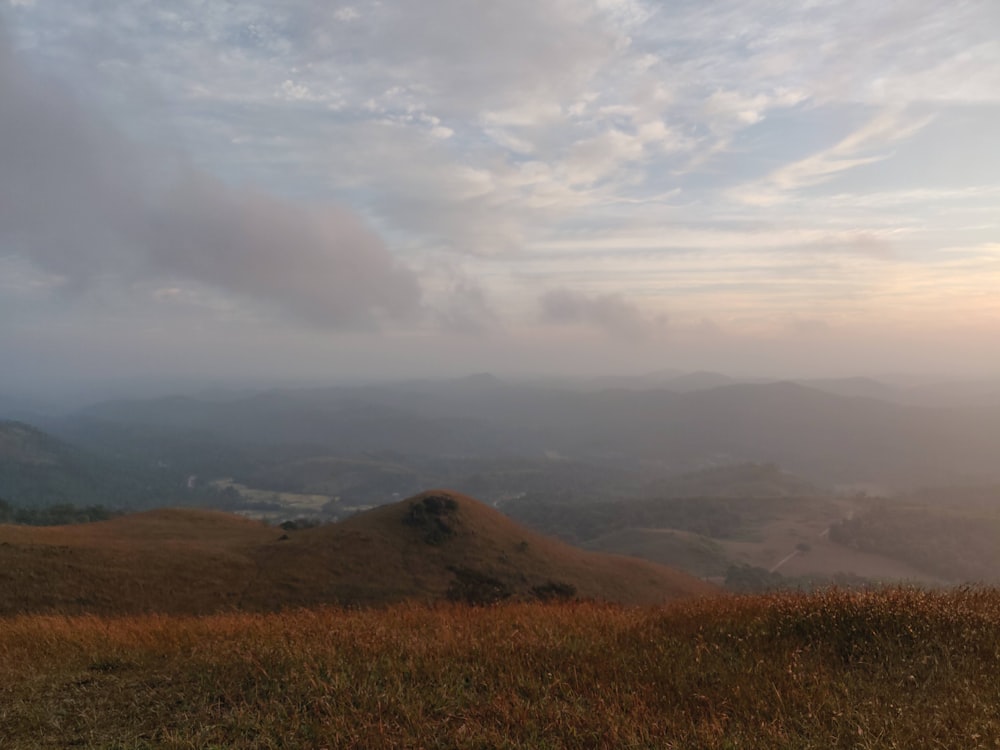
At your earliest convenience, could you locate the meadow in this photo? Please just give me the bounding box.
[3,587,999,748]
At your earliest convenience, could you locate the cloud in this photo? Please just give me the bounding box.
[4,1,1000,382]
[0,17,420,329]
[787,316,832,338]
[292,0,629,116]
[731,109,935,205]
[814,232,895,261]
[539,288,663,340]
[146,171,421,327]
[433,276,499,336]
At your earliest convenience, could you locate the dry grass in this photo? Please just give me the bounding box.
[0,492,714,616]
[3,587,999,748]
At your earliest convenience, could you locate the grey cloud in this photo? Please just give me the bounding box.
[146,171,420,327]
[0,15,420,329]
[539,288,663,340]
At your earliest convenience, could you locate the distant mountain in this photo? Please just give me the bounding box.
[581,369,685,390]
[78,390,518,457]
[71,379,1000,487]
[0,490,715,615]
[0,394,52,423]
[0,420,192,509]
[793,377,898,401]
[0,421,117,507]
[661,371,752,392]
[0,420,70,466]
[580,369,765,392]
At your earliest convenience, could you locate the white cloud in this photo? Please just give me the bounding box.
[277,79,321,102]
[731,109,935,205]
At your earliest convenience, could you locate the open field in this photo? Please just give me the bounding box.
[210,478,333,521]
[2,588,999,748]
[712,498,949,584]
[831,498,1000,583]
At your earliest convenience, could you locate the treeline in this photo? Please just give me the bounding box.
[0,498,121,526]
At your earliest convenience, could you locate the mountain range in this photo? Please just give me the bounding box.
[60,377,1000,487]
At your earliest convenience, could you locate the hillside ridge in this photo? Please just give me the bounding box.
[0,489,714,616]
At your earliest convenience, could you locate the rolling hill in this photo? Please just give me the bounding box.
[0,490,715,616]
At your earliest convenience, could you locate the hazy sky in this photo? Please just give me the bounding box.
[2,0,999,390]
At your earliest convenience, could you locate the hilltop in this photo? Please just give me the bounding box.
[0,490,713,616]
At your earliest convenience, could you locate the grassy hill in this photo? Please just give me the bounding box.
[2,588,998,748]
[0,490,714,616]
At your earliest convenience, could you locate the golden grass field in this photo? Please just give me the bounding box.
[3,587,999,749]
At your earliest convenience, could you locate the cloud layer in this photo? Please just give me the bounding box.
[2,0,1000,384]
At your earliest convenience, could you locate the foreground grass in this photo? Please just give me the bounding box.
[2,588,999,748]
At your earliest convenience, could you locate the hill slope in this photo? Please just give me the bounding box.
[0,420,123,507]
[0,420,190,509]
[0,490,714,615]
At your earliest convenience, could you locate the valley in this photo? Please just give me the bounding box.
[5,373,1000,591]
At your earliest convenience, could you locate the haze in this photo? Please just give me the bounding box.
[2,0,1000,396]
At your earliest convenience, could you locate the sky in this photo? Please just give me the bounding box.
[2,0,999,392]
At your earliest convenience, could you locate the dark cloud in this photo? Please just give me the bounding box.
[0,16,420,329]
[539,288,663,340]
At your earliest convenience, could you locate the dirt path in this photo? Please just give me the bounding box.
[769,549,800,573]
